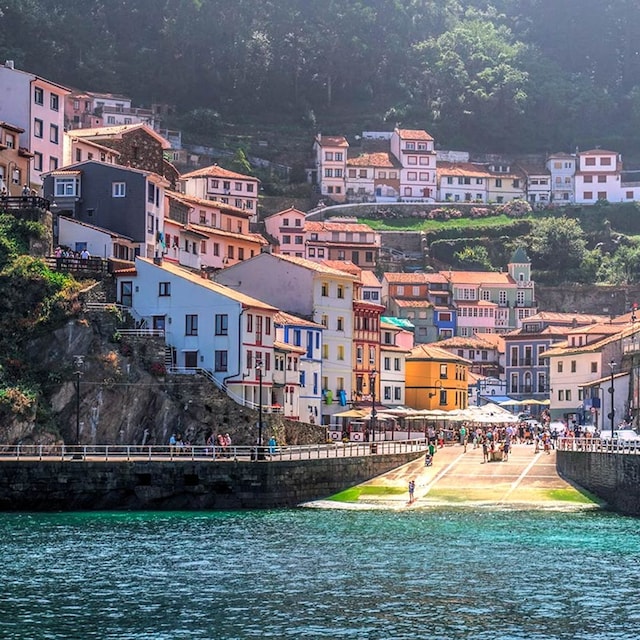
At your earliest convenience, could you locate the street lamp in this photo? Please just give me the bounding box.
[73,355,84,456]
[609,360,616,439]
[256,357,264,460]
[369,369,377,447]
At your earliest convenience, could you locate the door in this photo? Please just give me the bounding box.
[184,351,198,368]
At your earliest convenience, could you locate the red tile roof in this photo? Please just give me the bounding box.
[315,135,349,147]
[180,164,259,182]
[395,128,433,141]
[347,152,399,168]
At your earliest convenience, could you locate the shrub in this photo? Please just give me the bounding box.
[149,362,167,376]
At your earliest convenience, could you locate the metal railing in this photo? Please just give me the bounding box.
[557,437,640,454]
[0,440,428,462]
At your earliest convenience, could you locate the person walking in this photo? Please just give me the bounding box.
[482,436,489,463]
[408,479,415,504]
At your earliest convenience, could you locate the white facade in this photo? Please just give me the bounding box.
[58,217,137,260]
[313,134,348,202]
[389,128,437,201]
[180,165,260,222]
[575,150,622,203]
[0,61,70,186]
[215,253,358,424]
[547,153,576,203]
[117,257,279,411]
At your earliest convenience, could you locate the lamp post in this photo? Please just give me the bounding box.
[609,360,616,439]
[369,369,377,449]
[256,357,264,460]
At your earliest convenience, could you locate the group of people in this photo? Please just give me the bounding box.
[55,246,91,260]
[206,432,232,456]
[168,433,190,454]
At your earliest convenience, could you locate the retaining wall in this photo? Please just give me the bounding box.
[0,450,424,511]
[557,451,640,516]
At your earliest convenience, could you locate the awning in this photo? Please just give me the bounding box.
[480,395,518,405]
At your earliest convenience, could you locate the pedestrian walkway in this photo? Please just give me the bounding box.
[309,441,604,511]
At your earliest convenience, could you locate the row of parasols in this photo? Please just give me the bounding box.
[333,403,527,425]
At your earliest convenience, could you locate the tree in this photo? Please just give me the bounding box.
[454,246,493,271]
[527,217,587,275]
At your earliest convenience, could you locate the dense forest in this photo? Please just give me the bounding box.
[2,1,640,155]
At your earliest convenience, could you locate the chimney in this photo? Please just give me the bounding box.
[5,60,14,69]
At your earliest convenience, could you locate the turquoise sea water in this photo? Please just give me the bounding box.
[1,508,639,640]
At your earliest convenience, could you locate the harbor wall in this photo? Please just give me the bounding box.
[556,451,640,516]
[0,451,424,511]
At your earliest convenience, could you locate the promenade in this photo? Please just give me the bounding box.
[312,439,604,511]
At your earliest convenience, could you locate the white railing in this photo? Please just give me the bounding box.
[0,440,428,462]
[557,437,640,454]
[118,328,165,338]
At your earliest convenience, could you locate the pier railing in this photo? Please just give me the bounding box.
[557,437,640,454]
[0,440,428,462]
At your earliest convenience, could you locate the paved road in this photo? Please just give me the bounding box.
[313,440,604,511]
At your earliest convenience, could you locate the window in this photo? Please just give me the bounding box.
[50,124,59,144]
[158,282,171,296]
[325,168,333,177]
[34,118,43,138]
[185,314,198,336]
[247,314,253,333]
[112,182,126,197]
[337,345,344,361]
[34,87,44,105]
[440,364,447,379]
[598,175,607,183]
[557,361,563,373]
[585,157,596,166]
[215,314,228,335]
[335,152,343,161]
[215,350,228,372]
[33,152,43,171]
[49,157,59,171]
[495,179,502,187]
[50,94,59,111]
[394,358,401,371]
[337,317,344,331]
[337,285,344,299]
[571,360,576,373]
[407,172,417,181]
[583,191,593,200]
[598,192,607,200]
[321,282,328,297]
[601,157,612,166]
[55,177,79,197]
[325,152,333,161]
[282,235,291,244]
[584,175,593,183]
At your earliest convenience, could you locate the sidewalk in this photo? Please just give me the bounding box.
[314,440,603,511]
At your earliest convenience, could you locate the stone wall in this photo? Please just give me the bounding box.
[556,451,640,516]
[0,450,424,511]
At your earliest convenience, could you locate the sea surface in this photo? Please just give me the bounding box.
[1,507,639,640]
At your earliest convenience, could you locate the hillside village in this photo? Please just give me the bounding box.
[2,60,640,445]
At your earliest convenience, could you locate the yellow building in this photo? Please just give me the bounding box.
[405,344,471,411]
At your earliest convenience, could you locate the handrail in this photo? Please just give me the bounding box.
[557,437,640,454]
[0,440,428,462]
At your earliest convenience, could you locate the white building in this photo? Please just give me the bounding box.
[574,149,622,204]
[215,252,358,424]
[389,128,437,201]
[180,164,260,222]
[0,60,70,186]
[115,256,284,414]
[546,153,576,204]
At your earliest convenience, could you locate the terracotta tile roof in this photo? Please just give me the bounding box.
[315,135,349,147]
[305,220,375,233]
[516,162,550,176]
[580,149,619,156]
[70,123,171,148]
[168,191,251,217]
[321,260,362,275]
[435,335,496,349]
[394,299,433,309]
[360,270,381,287]
[383,272,430,284]
[407,343,471,364]
[270,253,358,279]
[528,311,607,324]
[347,152,400,168]
[472,333,505,351]
[273,340,307,354]
[273,310,324,329]
[188,222,268,245]
[137,257,278,310]
[180,164,259,182]
[436,161,493,178]
[443,270,515,285]
[265,206,307,219]
[395,128,433,141]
